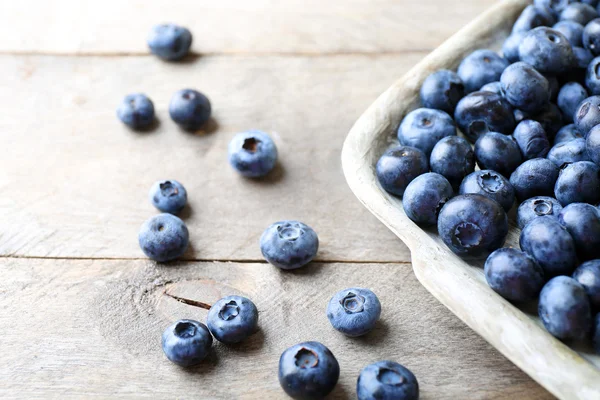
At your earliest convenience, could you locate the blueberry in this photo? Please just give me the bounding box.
[454,91,516,142]
[586,56,600,94]
[206,295,258,344]
[555,123,584,144]
[559,203,600,260]
[587,123,600,164]
[534,0,574,14]
[557,82,589,122]
[480,81,503,95]
[397,108,456,156]
[575,95,600,135]
[430,136,475,189]
[228,130,278,178]
[161,319,212,366]
[548,138,591,166]
[356,361,419,400]
[260,220,318,270]
[138,213,189,262]
[513,120,551,160]
[520,216,578,276]
[147,24,192,61]
[484,248,545,302]
[510,158,560,201]
[531,102,564,139]
[169,89,211,130]
[553,20,585,46]
[459,170,515,212]
[419,70,465,113]
[554,161,600,205]
[538,276,592,340]
[517,196,563,228]
[278,341,339,399]
[560,3,598,25]
[503,31,527,63]
[457,50,509,93]
[474,132,523,178]
[573,261,600,309]
[327,287,381,337]
[519,27,574,74]
[513,5,556,34]
[116,93,155,130]
[403,173,453,226]
[584,18,600,56]
[376,146,428,196]
[149,180,187,214]
[437,194,508,257]
[500,62,550,114]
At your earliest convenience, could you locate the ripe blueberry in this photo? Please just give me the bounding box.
[162,319,212,366]
[260,220,318,270]
[228,130,278,178]
[327,287,381,337]
[207,295,259,344]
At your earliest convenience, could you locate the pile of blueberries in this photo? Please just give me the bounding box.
[118,24,420,399]
[377,0,600,353]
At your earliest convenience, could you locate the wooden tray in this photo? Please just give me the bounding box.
[341,0,600,398]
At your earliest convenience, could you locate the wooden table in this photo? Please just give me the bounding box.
[0,1,553,398]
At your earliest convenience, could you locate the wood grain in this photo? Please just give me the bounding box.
[0,0,496,55]
[0,258,551,399]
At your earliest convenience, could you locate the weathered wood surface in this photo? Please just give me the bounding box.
[0,259,551,399]
[0,0,496,55]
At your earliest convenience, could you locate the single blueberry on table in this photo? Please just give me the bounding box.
[474,132,523,178]
[397,108,456,156]
[480,81,503,95]
[419,70,465,114]
[554,124,584,144]
[557,82,588,122]
[503,31,527,64]
[430,136,475,190]
[207,295,258,344]
[169,89,211,131]
[548,138,591,166]
[356,361,419,400]
[510,158,560,201]
[278,341,339,399]
[484,248,545,303]
[512,120,551,160]
[534,0,574,14]
[584,18,600,55]
[538,276,592,340]
[553,20,584,46]
[116,93,155,130]
[587,123,600,164]
[554,161,600,205]
[376,146,428,197]
[574,95,600,135]
[147,24,192,61]
[260,220,318,270]
[531,103,564,139]
[573,260,600,309]
[454,91,516,142]
[138,213,189,262]
[327,287,381,337]
[457,49,509,93]
[517,196,563,229]
[520,216,578,276]
[559,203,600,260]
[149,180,187,214]
[228,130,278,178]
[500,62,550,114]
[403,173,453,226]
[586,56,600,94]
[513,5,556,34]
[560,3,598,26]
[459,170,515,212]
[437,194,508,257]
[518,27,574,75]
[161,319,212,366]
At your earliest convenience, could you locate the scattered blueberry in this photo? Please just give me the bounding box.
[531,102,564,139]
[480,81,503,95]
[557,82,588,122]
[500,62,550,114]
[149,180,187,214]
[454,91,516,142]
[403,173,453,226]
[430,136,475,189]
[560,3,598,26]
[517,196,563,229]
[510,158,560,201]
[397,108,456,156]
[207,295,259,344]
[419,70,465,113]
[559,203,600,260]
[162,319,212,366]
[484,248,545,302]
[554,124,584,144]
[553,20,584,46]
[169,89,211,130]
[457,50,509,93]
[587,123,600,164]
[278,341,339,399]
[260,220,319,270]
[574,95,600,135]
[138,213,189,262]
[459,170,515,212]
[474,132,523,178]
[512,120,551,160]
[376,146,428,196]
[513,5,556,34]
[116,93,155,130]
[538,276,592,340]
[147,24,192,61]
[327,287,381,337]
[518,27,574,74]
[554,161,600,205]
[228,130,278,178]
[437,194,508,257]
[503,31,527,64]
[357,361,419,400]
[548,138,591,166]
[520,216,578,276]
[573,260,600,309]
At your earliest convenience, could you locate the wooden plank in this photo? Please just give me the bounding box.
[0,258,551,399]
[0,0,496,55]
[0,53,418,261]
